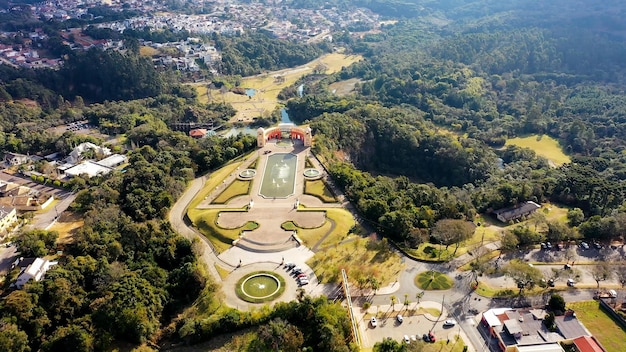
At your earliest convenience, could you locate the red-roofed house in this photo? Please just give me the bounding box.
[573,336,606,352]
[189,129,208,138]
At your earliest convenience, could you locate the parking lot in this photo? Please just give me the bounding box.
[360,306,461,347]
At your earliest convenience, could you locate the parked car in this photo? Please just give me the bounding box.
[292,267,303,275]
[396,314,403,323]
[410,335,417,342]
[594,242,603,250]
[298,279,309,286]
[297,273,308,279]
[547,279,555,287]
[443,319,457,327]
[370,317,377,327]
[284,262,295,269]
[567,279,575,287]
[403,335,410,344]
[423,332,436,342]
[580,242,590,250]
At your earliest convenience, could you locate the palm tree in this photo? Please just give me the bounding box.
[390,295,397,311]
[416,291,424,303]
[404,294,410,311]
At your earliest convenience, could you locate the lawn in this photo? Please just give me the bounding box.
[212,180,251,204]
[304,179,337,203]
[187,154,252,220]
[414,271,454,290]
[307,237,404,286]
[283,208,356,248]
[506,134,571,166]
[567,301,626,352]
[193,209,259,253]
[194,53,363,122]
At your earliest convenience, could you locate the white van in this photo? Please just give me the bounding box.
[609,289,617,298]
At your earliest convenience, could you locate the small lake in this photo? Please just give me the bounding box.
[245,88,256,97]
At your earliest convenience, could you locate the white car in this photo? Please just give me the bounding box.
[396,314,403,323]
[370,317,377,327]
[403,335,410,344]
[443,319,457,327]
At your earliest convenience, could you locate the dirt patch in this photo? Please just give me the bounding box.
[49,212,84,244]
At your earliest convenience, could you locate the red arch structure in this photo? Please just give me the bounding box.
[257,124,312,147]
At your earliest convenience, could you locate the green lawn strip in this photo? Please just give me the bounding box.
[567,301,626,352]
[235,271,286,304]
[214,263,231,280]
[296,220,332,247]
[193,209,259,253]
[414,271,453,290]
[187,158,248,217]
[316,208,356,248]
[304,179,337,203]
[212,179,251,204]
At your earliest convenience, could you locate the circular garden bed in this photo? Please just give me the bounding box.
[236,271,286,303]
[414,270,453,290]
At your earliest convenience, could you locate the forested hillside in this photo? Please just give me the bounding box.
[285,0,626,248]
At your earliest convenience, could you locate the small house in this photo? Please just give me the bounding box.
[494,201,541,223]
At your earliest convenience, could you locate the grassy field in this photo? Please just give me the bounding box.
[212,179,251,204]
[567,301,626,352]
[194,53,363,121]
[506,134,571,166]
[304,179,337,203]
[307,237,404,286]
[48,212,84,244]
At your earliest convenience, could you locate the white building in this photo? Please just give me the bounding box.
[66,142,111,164]
[15,257,58,289]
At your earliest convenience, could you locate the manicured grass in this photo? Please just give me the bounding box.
[567,301,626,352]
[307,237,404,286]
[316,208,357,248]
[304,179,337,203]
[187,157,250,216]
[414,271,453,290]
[214,264,231,280]
[235,271,286,303]
[295,218,331,247]
[194,209,259,253]
[506,134,571,166]
[283,208,356,248]
[212,179,251,204]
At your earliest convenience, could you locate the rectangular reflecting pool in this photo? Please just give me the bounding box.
[259,153,297,198]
